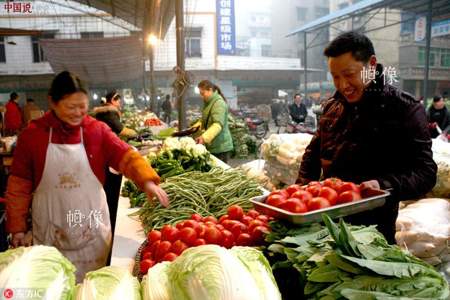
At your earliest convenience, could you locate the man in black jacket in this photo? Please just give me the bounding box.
[297,32,437,243]
[427,95,450,138]
[288,93,308,123]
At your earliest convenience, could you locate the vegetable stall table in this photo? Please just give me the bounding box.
[109,155,230,272]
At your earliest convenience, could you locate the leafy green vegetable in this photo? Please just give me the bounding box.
[264,215,449,300]
[75,266,141,300]
[0,246,76,300]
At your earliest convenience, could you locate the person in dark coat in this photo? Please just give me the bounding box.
[427,95,450,138]
[93,91,137,238]
[288,93,308,123]
[297,31,437,244]
[161,95,172,124]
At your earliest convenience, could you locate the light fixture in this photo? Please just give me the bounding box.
[93,93,98,100]
[194,87,200,94]
[157,96,161,100]
[147,34,159,46]
[145,95,150,101]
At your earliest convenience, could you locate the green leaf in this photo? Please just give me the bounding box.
[308,264,345,283]
[326,252,363,274]
[340,255,436,278]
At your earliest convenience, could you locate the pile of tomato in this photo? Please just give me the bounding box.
[265,178,362,214]
[139,205,271,274]
[144,118,163,126]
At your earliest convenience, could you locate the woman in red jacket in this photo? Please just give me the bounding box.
[4,92,23,136]
[5,71,168,281]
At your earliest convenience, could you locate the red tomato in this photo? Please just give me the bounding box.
[323,178,343,191]
[306,184,322,197]
[221,229,235,248]
[204,227,223,244]
[191,213,203,221]
[337,191,362,204]
[140,259,155,274]
[149,240,160,254]
[195,223,206,238]
[147,230,161,244]
[193,238,206,246]
[339,182,360,194]
[247,209,260,218]
[236,233,252,246]
[170,240,188,255]
[179,227,197,245]
[142,251,153,260]
[266,194,285,207]
[161,225,179,243]
[248,220,264,233]
[286,184,302,195]
[291,190,313,203]
[203,216,218,224]
[256,215,269,223]
[227,205,244,220]
[183,220,200,231]
[155,241,172,261]
[162,252,178,262]
[319,187,338,206]
[251,226,270,244]
[176,221,185,230]
[307,197,331,211]
[204,221,217,227]
[308,181,322,187]
[279,198,308,213]
[241,216,254,226]
[215,224,225,231]
[231,222,247,238]
[222,220,239,230]
[218,214,229,224]
[269,190,289,199]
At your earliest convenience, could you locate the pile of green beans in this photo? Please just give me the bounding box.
[135,168,263,232]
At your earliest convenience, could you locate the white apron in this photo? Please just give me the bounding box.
[32,128,111,282]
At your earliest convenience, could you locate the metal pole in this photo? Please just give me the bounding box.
[149,45,157,112]
[423,0,433,102]
[304,32,308,98]
[176,0,186,130]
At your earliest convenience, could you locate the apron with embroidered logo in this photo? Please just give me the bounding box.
[32,128,111,282]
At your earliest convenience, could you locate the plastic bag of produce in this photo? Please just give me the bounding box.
[396,198,450,265]
[239,160,275,191]
[260,133,313,185]
[0,245,76,300]
[75,266,141,300]
[429,140,450,198]
[142,245,281,300]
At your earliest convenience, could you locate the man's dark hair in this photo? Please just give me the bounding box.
[26,98,34,103]
[294,93,301,98]
[165,94,170,100]
[324,31,375,63]
[105,90,120,103]
[10,92,18,100]
[433,95,443,103]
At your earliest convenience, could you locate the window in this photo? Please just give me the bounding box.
[0,37,5,63]
[185,27,202,58]
[80,31,104,39]
[297,7,307,21]
[261,44,271,57]
[315,7,329,18]
[441,49,450,67]
[32,33,54,63]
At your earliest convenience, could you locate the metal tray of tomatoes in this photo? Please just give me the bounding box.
[250,188,390,224]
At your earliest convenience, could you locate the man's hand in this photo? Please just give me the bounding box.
[195,136,205,145]
[359,180,380,191]
[144,181,169,207]
[11,231,33,248]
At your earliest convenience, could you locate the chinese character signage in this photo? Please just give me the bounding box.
[216,0,236,55]
[414,16,426,42]
[3,1,33,14]
[431,19,450,38]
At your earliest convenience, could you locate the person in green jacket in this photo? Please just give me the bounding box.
[195,80,234,163]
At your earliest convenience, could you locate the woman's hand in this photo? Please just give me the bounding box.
[11,231,33,248]
[144,181,169,207]
[195,136,205,144]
